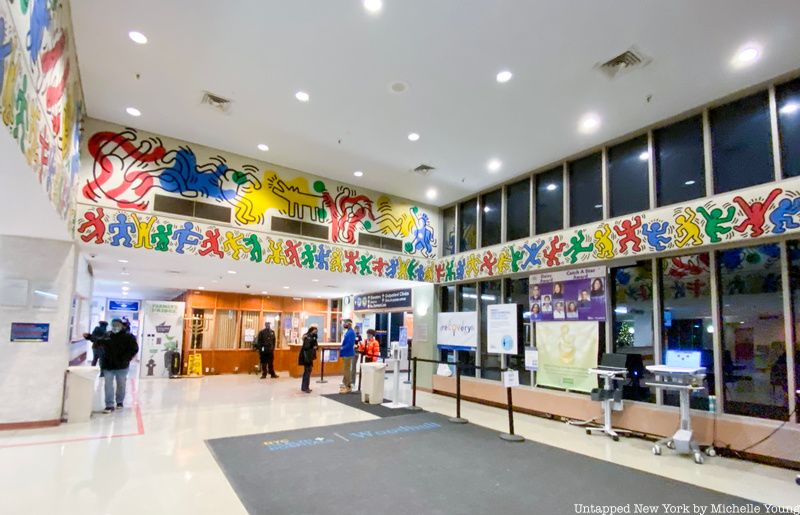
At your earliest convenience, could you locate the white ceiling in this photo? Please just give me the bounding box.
[70,0,800,206]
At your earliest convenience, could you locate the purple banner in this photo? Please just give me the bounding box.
[529,267,606,322]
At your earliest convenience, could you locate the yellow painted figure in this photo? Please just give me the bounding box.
[593,224,615,259]
[674,207,703,247]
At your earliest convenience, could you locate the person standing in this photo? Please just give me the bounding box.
[358,329,381,363]
[298,326,318,393]
[83,321,108,371]
[339,320,357,394]
[255,322,278,378]
[97,318,139,413]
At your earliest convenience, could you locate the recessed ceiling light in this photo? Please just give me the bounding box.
[312,279,319,283]
[211,279,218,283]
[118,259,129,263]
[578,112,601,134]
[638,151,649,161]
[594,204,602,209]
[126,107,141,117]
[780,102,800,115]
[426,187,437,200]
[496,70,513,83]
[295,91,310,102]
[197,286,205,290]
[407,132,420,142]
[283,286,290,289]
[731,44,761,68]
[122,281,130,285]
[261,291,268,294]
[122,291,128,296]
[363,0,382,13]
[257,143,269,152]
[121,272,130,276]
[227,270,237,274]
[487,159,502,173]
[128,31,147,44]
[121,286,130,291]
[685,180,696,186]
[483,206,491,213]
[353,170,364,177]
[546,183,558,191]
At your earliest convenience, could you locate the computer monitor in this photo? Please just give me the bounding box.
[665,350,701,369]
[599,353,628,369]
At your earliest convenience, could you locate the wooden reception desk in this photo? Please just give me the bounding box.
[183,343,344,377]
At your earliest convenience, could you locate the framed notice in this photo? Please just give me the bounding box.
[530,266,606,322]
[436,312,478,350]
[323,349,339,363]
[535,321,599,393]
[486,304,518,355]
[10,322,50,342]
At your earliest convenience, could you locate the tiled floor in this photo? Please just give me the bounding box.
[0,372,797,514]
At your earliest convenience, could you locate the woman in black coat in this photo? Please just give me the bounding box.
[299,326,318,393]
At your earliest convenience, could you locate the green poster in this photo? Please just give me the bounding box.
[535,321,599,393]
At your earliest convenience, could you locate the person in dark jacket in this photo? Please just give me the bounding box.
[97,318,139,413]
[83,321,108,371]
[255,322,278,379]
[298,326,318,393]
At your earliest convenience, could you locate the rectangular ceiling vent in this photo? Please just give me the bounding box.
[412,164,435,176]
[596,46,651,79]
[201,91,232,113]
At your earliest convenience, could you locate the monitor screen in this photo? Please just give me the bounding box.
[665,350,701,369]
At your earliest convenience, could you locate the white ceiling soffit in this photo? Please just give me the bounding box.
[71,0,800,206]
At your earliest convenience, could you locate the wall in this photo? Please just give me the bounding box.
[0,236,76,426]
[411,283,437,389]
[0,0,83,224]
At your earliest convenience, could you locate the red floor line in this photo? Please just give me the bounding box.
[0,376,146,450]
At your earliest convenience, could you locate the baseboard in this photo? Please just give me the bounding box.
[0,419,61,431]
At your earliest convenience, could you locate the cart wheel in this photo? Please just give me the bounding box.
[795,475,800,486]
[666,441,675,450]
[585,429,591,435]
[612,435,619,442]
[693,452,704,465]
[705,447,717,457]
[652,446,661,456]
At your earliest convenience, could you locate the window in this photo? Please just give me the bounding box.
[718,243,787,420]
[660,253,713,410]
[439,285,456,363]
[710,92,774,193]
[610,261,655,402]
[789,240,800,406]
[263,313,282,348]
[479,280,502,380]
[443,207,456,256]
[655,116,706,206]
[459,199,477,252]
[608,136,650,217]
[480,189,502,247]
[505,179,530,241]
[214,309,238,349]
[535,166,563,234]
[569,153,603,226]
[777,77,800,178]
[239,311,259,349]
[457,284,478,377]
[504,277,532,386]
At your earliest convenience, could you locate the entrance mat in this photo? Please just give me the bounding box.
[321,392,424,417]
[206,412,765,515]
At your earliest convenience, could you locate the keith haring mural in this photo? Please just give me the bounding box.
[436,177,800,283]
[0,0,82,221]
[79,120,438,257]
[75,204,435,283]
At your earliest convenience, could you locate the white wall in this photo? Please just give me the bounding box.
[412,283,436,388]
[0,236,77,424]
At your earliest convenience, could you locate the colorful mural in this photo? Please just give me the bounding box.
[438,178,800,283]
[79,120,439,257]
[75,204,435,283]
[0,0,82,222]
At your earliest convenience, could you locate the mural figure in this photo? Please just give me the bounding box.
[357,255,373,276]
[77,207,105,244]
[301,244,316,269]
[0,19,13,93]
[697,205,736,243]
[522,241,545,269]
[265,239,286,265]
[496,248,511,274]
[386,258,399,279]
[223,231,248,260]
[509,245,525,273]
[445,260,455,282]
[244,234,262,263]
[315,244,331,270]
[732,188,781,237]
[329,248,343,272]
[240,172,323,224]
[641,221,672,252]
[27,0,50,65]
[543,236,566,267]
[769,198,800,234]
[171,222,202,254]
[344,250,359,274]
[613,216,643,253]
[674,207,703,247]
[405,210,437,257]
[318,183,376,245]
[372,257,388,276]
[131,213,155,249]
[481,251,498,276]
[151,223,173,252]
[108,213,134,248]
[456,258,466,280]
[375,196,416,238]
[593,224,615,259]
[199,228,224,258]
[564,230,593,264]
[284,240,302,267]
[398,258,410,280]
[466,254,481,278]
[435,263,445,283]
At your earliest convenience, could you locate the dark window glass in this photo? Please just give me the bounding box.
[655,116,706,206]
[154,194,194,217]
[659,253,713,410]
[710,92,774,193]
[457,284,477,377]
[610,261,655,402]
[443,207,456,256]
[718,243,787,420]
[504,277,531,386]
[777,78,800,178]
[609,136,650,217]
[459,199,477,252]
[535,167,563,234]
[789,241,800,410]
[480,189,502,247]
[569,153,603,226]
[479,281,502,380]
[505,179,530,241]
[194,202,232,223]
[301,221,330,240]
[439,285,456,363]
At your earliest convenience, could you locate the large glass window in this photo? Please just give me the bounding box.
[660,253,713,410]
[504,277,532,386]
[443,206,456,256]
[479,280,502,380]
[609,136,650,217]
[439,285,456,364]
[457,284,478,377]
[505,179,530,241]
[789,241,800,405]
[535,166,563,234]
[480,189,502,247]
[611,261,655,402]
[569,153,603,226]
[458,199,477,252]
[718,243,787,420]
[777,77,800,178]
[655,116,706,206]
[710,92,774,193]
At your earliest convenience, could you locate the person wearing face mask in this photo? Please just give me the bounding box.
[97,318,139,413]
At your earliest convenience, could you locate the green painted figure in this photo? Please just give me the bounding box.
[697,205,736,243]
[151,223,173,251]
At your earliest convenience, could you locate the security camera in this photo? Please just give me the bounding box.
[245,284,251,289]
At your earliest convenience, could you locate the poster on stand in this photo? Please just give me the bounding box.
[436,312,478,349]
[535,321,598,392]
[529,267,606,322]
[141,301,185,379]
[486,304,518,355]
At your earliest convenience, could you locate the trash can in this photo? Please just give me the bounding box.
[360,362,386,405]
[64,366,101,423]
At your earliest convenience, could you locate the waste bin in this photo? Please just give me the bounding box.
[64,366,101,423]
[360,362,386,405]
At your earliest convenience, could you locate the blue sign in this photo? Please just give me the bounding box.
[354,289,412,311]
[322,349,339,363]
[108,299,140,312]
[10,322,50,342]
[398,327,408,347]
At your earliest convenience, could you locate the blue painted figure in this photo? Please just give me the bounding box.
[315,244,331,270]
[385,258,399,279]
[522,241,545,269]
[769,198,800,234]
[158,149,239,202]
[171,222,202,254]
[28,0,50,64]
[641,221,672,252]
[109,213,134,248]
[410,213,435,256]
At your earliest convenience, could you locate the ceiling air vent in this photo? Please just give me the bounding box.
[596,46,651,79]
[201,91,232,113]
[412,164,435,176]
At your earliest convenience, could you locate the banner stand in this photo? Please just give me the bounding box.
[449,365,468,424]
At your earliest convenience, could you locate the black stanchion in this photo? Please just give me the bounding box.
[499,384,524,442]
[316,353,327,384]
[403,342,412,385]
[406,356,422,411]
[357,353,364,392]
[449,364,468,424]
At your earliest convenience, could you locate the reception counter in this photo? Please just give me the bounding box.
[181,343,345,378]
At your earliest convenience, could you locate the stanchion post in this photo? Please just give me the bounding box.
[316,351,327,384]
[407,356,422,411]
[403,342,412,385]
[449,363,468,424]
[357,353,363,392]
[499,384,524,442]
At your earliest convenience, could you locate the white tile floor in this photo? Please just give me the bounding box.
[0,371,798,514]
